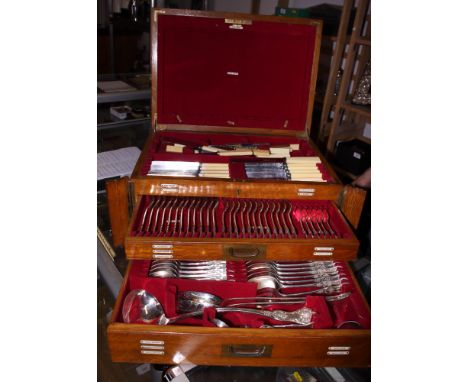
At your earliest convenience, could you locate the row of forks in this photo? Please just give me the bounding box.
[137,196,218,237]
[221,200,296,238]
[148,260,230,280]
[135,196,339,239]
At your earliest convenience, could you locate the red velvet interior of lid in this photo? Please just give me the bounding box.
[157,14,317,131]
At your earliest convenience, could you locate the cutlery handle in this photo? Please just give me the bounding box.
[216,307,313,325]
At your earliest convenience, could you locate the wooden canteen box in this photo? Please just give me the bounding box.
[107,9,370,368]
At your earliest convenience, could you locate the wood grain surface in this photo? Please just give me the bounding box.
[106,177,130,247]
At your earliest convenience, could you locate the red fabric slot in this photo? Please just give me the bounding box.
[328,295,371,329]
[157,15,317,132]
[316,163,332,182]
[306,296,334,329]
[229,162,247,179]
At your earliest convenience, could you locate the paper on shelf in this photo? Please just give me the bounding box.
[97,147,141,181]
[97,80,137,93]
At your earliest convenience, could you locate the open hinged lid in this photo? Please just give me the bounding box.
[152,9,322,137]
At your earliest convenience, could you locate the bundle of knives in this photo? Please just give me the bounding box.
[243,158,325,181]
[244,162,289,180]
[148,161,230,179]
[148,157,325,182]
[286,157,325,182]
[134,196,340,239]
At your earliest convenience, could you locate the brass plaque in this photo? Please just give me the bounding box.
[225,18,253,25]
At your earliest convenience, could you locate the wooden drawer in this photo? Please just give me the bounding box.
[107,261,370,367]
[124,195,359,261]
[108,325,370,367]
[130,130,344,202]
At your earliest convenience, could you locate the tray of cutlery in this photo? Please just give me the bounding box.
[139,132,333,181]
[131,132,344,200]
[125,195,359,260]
[107,260,370,366]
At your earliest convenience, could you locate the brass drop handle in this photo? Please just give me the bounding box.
[224,245,266,259]
[222,344,272,358]
[230,247,259,258]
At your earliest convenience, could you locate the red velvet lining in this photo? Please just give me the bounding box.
[132,196,352,239]
[156,15,317,132]
[118,260,370,329]
[140,131,333,181]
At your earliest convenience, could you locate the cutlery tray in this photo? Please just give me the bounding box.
[139,131,333,182]
[108,260,371,366]
[122,260,370,330]
[125,196,359,260]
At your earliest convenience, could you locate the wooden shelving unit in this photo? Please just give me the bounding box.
[318,0,371,155]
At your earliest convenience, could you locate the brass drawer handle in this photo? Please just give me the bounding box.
[222,344,272,358]
[224,245,266,259]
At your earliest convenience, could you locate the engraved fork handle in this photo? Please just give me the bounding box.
[216,307,313,325]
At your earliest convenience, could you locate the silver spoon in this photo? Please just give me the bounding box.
[177,291,222,312]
